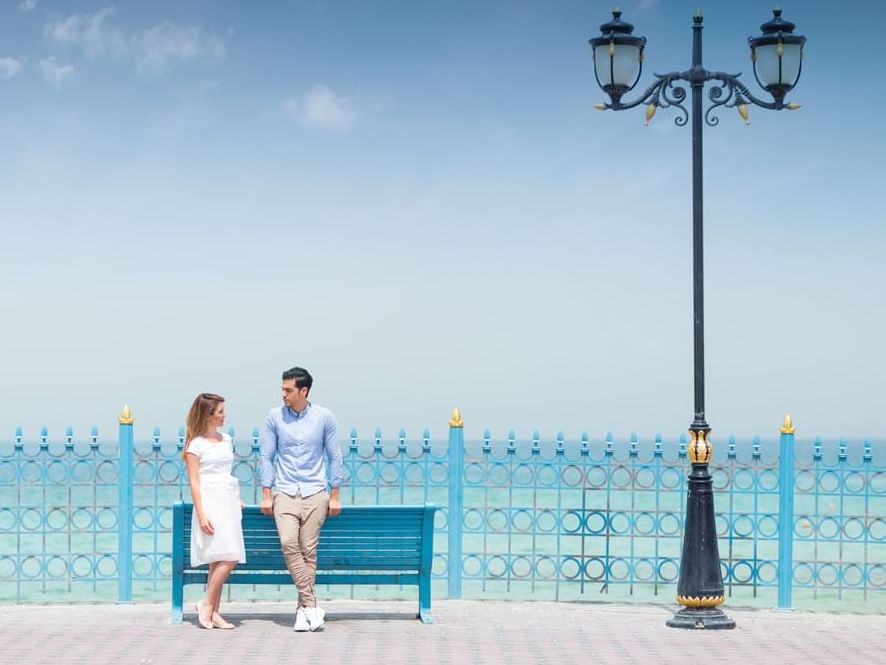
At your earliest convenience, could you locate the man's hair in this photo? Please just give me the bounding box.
[282,366,313,392]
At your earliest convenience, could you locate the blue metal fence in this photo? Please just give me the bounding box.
[1,408,884,610]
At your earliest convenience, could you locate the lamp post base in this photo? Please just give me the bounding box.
[666,607,736,630]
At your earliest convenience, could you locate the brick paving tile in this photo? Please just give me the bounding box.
[0,600,884,665]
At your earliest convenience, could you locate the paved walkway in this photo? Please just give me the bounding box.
[1,599,884,665]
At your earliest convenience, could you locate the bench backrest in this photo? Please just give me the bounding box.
[174,503,436,572]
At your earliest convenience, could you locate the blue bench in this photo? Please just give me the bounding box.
[172,502,436,624]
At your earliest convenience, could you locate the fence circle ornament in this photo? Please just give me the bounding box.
[21,461,41,483]
[758,469,779,491]
[463,509,483,531]
[712,467,730,490]
[584,511,607,535]
[561,465,583,487]
[464,463,484,484]
[659,467,683,489]
[844,472,865,493]
[0,556,16,579]
[816,563,839,586]
[583,557,606,581]
[610,466,632,488]
[511,509,533,532]
[758,515,779,538]
[486,555,508,578]
[404,462,425,484]
[793,562,814,585]
[869,564,886,588]
[634,558,655,582]
[757,561,777,585]
[869,518,886,542]
[97,555,118,578]
[535,510,557,533]
[560,510,583,534]
[560,556,582,580]
[0,508,16,531]
[70,460,93,483]
[658,559,679,583]
[536,556,557,580]
[634,467,656,489]
[842,564,864,587]
[715,514,730,537]
[46,508,68,531]
[511,556,532,578]
[462,555,483,577]
[537,466,559,486]
[46,556,68,578]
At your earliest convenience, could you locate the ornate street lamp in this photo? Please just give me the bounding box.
[589,7,806,629]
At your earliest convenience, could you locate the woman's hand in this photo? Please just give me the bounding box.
[199,515,214,535]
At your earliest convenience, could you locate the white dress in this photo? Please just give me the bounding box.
[186,434,246,565]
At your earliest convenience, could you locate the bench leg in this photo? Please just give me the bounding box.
[418,575,433,624]
[172,574,184,624]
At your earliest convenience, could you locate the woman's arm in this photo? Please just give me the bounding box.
[185,452,214,535]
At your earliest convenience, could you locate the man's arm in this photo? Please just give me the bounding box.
[325,412,343,516]
[259,413,277,515]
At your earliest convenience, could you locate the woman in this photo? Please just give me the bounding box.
[183,392,245,629]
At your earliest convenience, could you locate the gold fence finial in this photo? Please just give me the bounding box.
[119,404,134,425]
[449,407,464,428]
[781,413,794,434]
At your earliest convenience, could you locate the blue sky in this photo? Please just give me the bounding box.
[1,1,884,444]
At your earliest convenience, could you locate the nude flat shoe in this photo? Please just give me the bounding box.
[195,600,214,629]
[211,613,235,630]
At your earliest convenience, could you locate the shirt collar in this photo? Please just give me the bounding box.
[287,401,311,420]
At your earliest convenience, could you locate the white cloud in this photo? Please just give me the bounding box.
[18,0,39,13]
[283,85,358,131]
[136,23,225,70]
[43,6,225,71]
[0,57,25,80]
[636,0,660,13]
[40,57,74,88]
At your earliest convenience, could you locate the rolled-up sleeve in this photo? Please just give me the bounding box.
[324,413,343,489]
[260,412,277,489]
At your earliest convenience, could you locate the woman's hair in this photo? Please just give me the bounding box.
[182,392,225,460]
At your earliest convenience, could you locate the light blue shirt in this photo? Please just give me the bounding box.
[260,402,343,497]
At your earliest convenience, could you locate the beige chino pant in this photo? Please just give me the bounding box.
[272,490,329,608]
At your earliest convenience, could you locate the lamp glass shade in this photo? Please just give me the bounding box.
[754,42,803,88]
[594,43,642,88]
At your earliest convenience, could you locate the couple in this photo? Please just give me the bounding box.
[183,366,343,632]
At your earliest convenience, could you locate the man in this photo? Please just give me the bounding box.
[260,366,343,632]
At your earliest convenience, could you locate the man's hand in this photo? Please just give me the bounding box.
[328,496,342,517]
[260,496,274,516]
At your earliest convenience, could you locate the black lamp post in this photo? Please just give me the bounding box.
[589,7,806,629]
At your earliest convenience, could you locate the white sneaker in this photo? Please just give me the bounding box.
[293,608,310,632]
[305,606,325,632]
